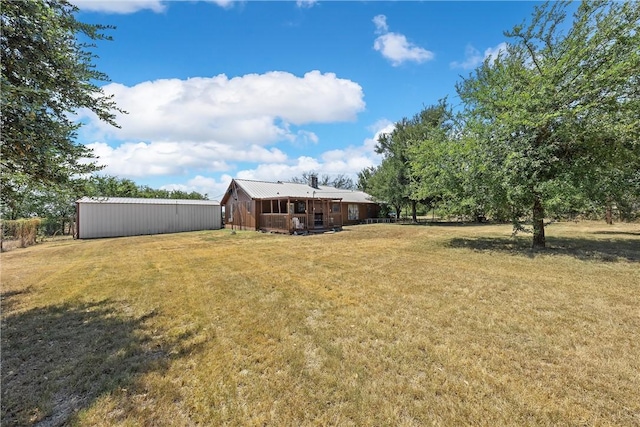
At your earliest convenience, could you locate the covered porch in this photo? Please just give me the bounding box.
[257,197,343,234]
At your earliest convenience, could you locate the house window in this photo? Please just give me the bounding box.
[348,204,359,220]
[332,203,340,213]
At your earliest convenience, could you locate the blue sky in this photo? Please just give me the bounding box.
[73,0,541,201]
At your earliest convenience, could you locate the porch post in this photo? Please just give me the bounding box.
[287,198,291,233]
[325,199,329,228]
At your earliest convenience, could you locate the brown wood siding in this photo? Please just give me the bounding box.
[224,187,257,230]
[341,202,379,225]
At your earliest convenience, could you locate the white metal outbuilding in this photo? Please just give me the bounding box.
[76,197,222,239]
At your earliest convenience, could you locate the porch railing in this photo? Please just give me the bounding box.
[290,214,308,232]
[259,213,341,233]
[260,213,307,232]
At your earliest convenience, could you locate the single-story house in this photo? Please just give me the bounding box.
[221,177,380,233]
[76,197,222,239]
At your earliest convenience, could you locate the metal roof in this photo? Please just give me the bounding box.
[76,197,220,205]
[230,179,377,204]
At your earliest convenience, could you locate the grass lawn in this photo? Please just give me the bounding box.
[2,221,639,426]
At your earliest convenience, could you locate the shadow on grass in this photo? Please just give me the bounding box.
[1,298,203,427]
[397,220,495,227]
[448,236,640,262]
[591,230,640,237]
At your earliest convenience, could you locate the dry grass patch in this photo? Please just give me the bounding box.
[2,221,639,426]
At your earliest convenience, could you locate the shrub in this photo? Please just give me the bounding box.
[1,218,42,249]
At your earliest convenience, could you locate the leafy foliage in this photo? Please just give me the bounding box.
[365,100,465,221]
[1,0,123,211]
[375,118,419,219]
[358,160,406,218]
[86,176,209,200]
[456,1,640,247]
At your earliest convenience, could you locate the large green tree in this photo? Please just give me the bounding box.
[358,160,406,219]
[375,117,424,221]
[1,0,122,212]
[362,108,451,221]
[405,100,477,219]
[457,0,640,248]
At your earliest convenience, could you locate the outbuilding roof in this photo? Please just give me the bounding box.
[224,179,376,204]
[76,197,220,205]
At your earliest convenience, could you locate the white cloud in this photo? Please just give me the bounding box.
[374,33,434,66]
[450,42,508,70]
[206,0,236,8]
[296,0,317,9]
[161,175,232,201]
[372,15,434,66]
[229,119,394,184]
[450,44,483,70]
[70,0,166,14]
[236,156,322,182]
[293,130,319,145]
[319,148,378,174]
[80,70,365,187]
[152,119,394,199]
[82,71,365,145]
[87,140,287,177]
[71,0,236,14]
[372,15,388,34]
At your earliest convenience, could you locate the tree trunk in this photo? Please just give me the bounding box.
[411,200,417,223]
[395,205,401,221]
[532,196,545,249]
[605,196,613,225]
